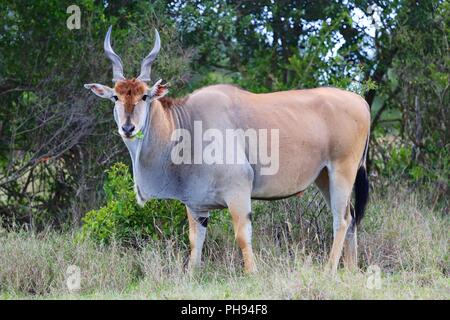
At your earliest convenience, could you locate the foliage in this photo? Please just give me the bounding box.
[0,0,192,228]
[79,162,187,245]
[369,1,449,201]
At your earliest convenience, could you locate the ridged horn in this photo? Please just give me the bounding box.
[136,29,161,82]
[104,26,125,82]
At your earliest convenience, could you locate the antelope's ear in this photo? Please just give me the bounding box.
[148,79,169,101]
[84,83,114,99]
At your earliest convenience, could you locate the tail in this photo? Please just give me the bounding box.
[353,136,369,226]
[353,166,369,225]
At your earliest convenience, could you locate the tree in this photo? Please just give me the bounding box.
[0,0,191,228]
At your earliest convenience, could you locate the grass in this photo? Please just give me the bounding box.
[0,186,448,300]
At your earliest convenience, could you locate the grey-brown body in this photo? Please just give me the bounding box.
[85,27,371,273]
[119,84,370,273]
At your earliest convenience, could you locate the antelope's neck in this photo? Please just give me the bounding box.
[126,99,189,200]
[148,100,178,141]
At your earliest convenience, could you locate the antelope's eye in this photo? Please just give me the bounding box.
[142,94,148,101]
[113,95,118,101]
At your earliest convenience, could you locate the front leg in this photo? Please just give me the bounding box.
[186,206,209,270]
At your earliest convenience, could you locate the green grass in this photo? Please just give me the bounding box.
[0,187,448,300]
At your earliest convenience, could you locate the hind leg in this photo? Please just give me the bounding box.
[326,161,357,273]
[316,167,358,271]
[344,165,370,271]
[343,209,358,270]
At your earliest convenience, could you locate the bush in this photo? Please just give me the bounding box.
[79,163,187,245]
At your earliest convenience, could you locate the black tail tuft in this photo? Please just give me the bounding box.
[354,166,369,225]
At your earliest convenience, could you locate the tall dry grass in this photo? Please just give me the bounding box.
[0,186,448,299]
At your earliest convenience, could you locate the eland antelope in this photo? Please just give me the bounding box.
[84,26,370,273]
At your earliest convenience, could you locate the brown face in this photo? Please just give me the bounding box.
[113,79,149,138]
[114,79,148,113]
[85,78,169,139]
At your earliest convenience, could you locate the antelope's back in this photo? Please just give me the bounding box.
[186,85,371,198]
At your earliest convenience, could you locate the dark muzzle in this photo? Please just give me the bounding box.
[122,123,135,137]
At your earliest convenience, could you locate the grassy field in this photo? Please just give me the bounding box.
[0,187,448,300]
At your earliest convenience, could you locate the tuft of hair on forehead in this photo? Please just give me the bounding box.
[114,78,147,113]
[114,78,147,96]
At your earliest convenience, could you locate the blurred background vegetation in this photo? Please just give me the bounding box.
[0,0,448,239]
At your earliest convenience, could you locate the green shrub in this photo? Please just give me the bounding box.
[79,163,187,245]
